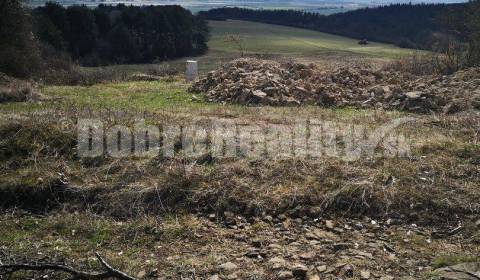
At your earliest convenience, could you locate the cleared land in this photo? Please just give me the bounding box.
[1,72,480,279]
[0,20,478,280]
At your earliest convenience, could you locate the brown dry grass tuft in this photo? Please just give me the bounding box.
[0,120,76,163]
[0,73,44,103]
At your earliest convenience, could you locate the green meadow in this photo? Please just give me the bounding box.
[208,20,414,59]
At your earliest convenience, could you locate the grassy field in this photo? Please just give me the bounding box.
[208,20,414,59]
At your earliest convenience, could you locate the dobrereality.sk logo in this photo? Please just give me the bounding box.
[76,118,414,161]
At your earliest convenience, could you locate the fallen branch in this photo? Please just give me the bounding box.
[0,252,138,280]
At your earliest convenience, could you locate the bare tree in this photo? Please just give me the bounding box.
[224,34,246,57]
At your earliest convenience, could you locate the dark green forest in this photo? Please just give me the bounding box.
[34,3,209,66]
[199,3,467,49]
[0,0,210,78]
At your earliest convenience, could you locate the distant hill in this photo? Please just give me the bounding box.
[199,3,467,49]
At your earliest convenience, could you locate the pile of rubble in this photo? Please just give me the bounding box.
[190,58,480,114]
[400,67,480,114]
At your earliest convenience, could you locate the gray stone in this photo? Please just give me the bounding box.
[253,90,267,98]
[316,265,327,273]
[309,229,338,241]
[277,270,294,280]
[268,257,287,269]
[307,272,321,280]
[434,262,480,280]
[405,91,422,99]
[218,262,238,272]
[360,270,371,279]
[325,220,335,229]
[136,270,147,278]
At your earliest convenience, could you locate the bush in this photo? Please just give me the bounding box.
[0,120,76,162]
[386,40,467,76]
[0,74,42,103]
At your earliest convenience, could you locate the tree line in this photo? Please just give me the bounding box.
[0,1,210,78]
[33,3,209,66]
[198,3,471,50]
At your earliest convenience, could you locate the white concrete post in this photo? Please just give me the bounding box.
[186,60,198,82]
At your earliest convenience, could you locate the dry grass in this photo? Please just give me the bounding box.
[0,112,478,225]
[0,74,478,224]
[0,119,76,163]
[41,63,180,86]
[0,74,44,103]
[384,48,469,76]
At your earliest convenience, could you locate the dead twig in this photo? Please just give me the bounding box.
[0,252,138,280]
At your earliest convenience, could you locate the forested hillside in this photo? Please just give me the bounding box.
[199,3,466,49]
[33,3,209,66]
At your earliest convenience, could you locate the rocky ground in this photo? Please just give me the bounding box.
[190,58,480,114]
[162,214,480,280]
[1,211,479,280]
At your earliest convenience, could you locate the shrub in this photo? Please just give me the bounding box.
[0,120,76,162]
[384,52,439,75]
[0,74,42,103]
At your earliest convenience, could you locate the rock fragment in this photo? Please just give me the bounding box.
[218,262,238,272]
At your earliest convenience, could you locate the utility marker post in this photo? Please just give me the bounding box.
[186,60,198,82]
